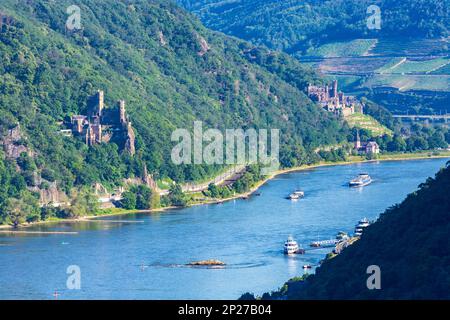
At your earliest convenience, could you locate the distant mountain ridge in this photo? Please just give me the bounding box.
[177,0,449,54]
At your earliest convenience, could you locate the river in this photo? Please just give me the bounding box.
[0,158,448,299]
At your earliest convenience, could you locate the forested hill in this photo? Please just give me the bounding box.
[177,0,450,53]
[0,0,347,218]
[260,161,450,300]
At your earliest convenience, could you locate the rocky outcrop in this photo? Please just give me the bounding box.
[158,30,167,46]
[195,33,210,56]
[125,122,136,156]
[142,164,157,190]
[38,182,68,206]
[1,125,31,160]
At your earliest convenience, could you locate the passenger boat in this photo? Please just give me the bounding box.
[349,173,372,187]
[287,190,305,200]
[284,236,301,254]
[354,218,370,236]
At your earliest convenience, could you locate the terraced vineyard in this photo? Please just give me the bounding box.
[304,39,378,58]
[376,58,408,74]
[380,58,450,74]
[369,38,450,57]
[363,75,450,91]
[345,113,392,137]
[304,38,450,104]
[432,62,450,75]
[315,57,393,74]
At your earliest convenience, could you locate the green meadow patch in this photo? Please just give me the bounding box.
[306,39,378,58]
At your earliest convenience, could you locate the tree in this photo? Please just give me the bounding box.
[135,185,152,210]
[207,183,220,198]
[68,188,99,218]
[5,192,39,228]
[387,134,407,152]
[169,184,187,207]
[428,131,447,149]
[121,191,137,210]
[150,191,161,209]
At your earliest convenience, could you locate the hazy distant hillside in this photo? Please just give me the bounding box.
[0,0,348,222]
[178,0,450,114]
[258,161,450,299]
[178,0,449,53]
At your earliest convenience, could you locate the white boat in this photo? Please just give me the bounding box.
[354,218,370,236]
[284,236,300,254]
[288,190,305,200]
[349,173,372,187]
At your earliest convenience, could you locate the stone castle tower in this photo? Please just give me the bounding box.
[332,80,338,98]
[69,91,135,155]
[355,130,361,150]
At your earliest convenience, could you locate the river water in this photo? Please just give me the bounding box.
[0,158,448,300]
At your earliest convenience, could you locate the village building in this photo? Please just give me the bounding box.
[354,131,380,155]
[307,80,363,117]
[68,90,136,155]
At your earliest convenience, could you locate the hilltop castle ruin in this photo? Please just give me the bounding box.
[307,80,363,117]
[68,90,136,155]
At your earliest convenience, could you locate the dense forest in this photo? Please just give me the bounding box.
[0,0,350,224]
[249,161,450,299]
[178,0,450,54]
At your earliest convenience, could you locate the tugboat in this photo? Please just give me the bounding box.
[287,190,305,200]
[354,218,370,237]
[349,173,372,187]
[284,236,304,254]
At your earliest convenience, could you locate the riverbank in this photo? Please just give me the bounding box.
[1,151,449,230]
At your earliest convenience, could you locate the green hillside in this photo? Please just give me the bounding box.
[257,161,450,300]
[177,0,449,54]
[0,0,349,224]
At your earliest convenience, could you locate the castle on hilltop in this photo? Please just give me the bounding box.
[68,90,136,155]
[307,80,363,117]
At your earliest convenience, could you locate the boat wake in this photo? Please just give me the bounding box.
[141,261,267,270]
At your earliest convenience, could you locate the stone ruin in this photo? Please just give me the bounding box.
[68,90,136,155]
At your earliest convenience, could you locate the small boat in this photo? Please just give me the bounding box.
[284,236,301,254]
[287,190,305,200]
[302,265,312,270]
[349,173,372,187]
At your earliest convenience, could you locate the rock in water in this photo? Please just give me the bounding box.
[187,259,226,266]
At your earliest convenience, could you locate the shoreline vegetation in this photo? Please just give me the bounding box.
[1,150,449,231]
